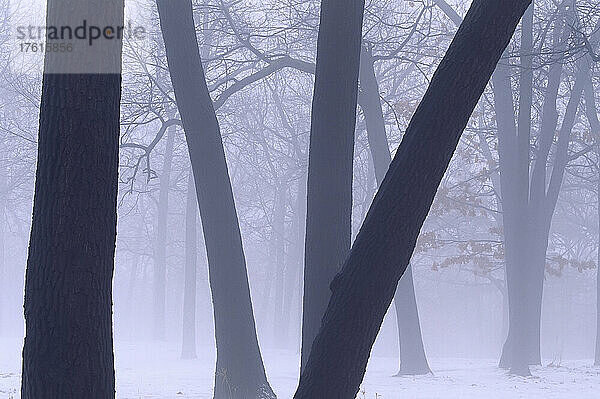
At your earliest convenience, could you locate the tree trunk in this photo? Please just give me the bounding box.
[0,162,5,336]
[21,1,123,396]
[273,181,287,347]
[584,76,600,366]
[394,265,430,375]
[154,125,175,340]
[597,167,600,366]
[155,1,275,397]
[358,45,430,375]
[300,0,364,371]
[294,0,530,396]
[290,173,307,353]
[182,173,198,359]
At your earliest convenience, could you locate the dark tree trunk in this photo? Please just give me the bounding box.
[358,45,430,375]
[294,0,530,396]
[182,173,198,359]
[22,74,121,399]
[21,2,123,397]
[300,0,364,371]
[156,1,274,397]
[154,126,175,340]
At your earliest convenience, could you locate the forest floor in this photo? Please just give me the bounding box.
[2,337,600,398]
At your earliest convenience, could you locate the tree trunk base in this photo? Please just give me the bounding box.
[509,365,532,377]
[394,365,431,376]
[181,352,197,360]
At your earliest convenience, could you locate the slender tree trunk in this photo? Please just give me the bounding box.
[597,167,600,366]
[300,0,364,372]
[393,265,430,374]
[0,172,4,336]
[294,0,530,395]
[0,161,5,335]
[280,186,300,348]
[584,76,600,365]
[358,45,430,375]
[154,126,175,340]
[526,57,587,368]
[182,173,198,359]
[273,181,288,346]
[21,1,123,397]
[292,173,307,353]
[156,1,275,397]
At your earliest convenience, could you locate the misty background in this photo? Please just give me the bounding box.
[1,0,599,397]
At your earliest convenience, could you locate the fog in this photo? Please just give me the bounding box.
[1,0,600,397]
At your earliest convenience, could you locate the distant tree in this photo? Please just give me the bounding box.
[181,172,198,359]
[294,0,531,396]
[154,125,175,340]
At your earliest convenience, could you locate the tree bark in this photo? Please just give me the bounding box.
[182,173,198,359]
[300,0,364,371]
[155,1,275,397]
[358,45,430,375]
[294,0,530,396]
[21,1,123,397]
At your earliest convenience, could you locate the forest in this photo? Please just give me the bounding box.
[1,0,600,397]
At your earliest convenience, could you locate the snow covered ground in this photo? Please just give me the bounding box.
[2,337,600,398]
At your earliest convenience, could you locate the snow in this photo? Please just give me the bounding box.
[2,337,600,398]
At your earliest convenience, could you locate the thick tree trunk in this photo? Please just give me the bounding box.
[358,46,430,375]
[154,126,175,340]
[182,173,198,359]
[300,0,364,371]
[21,1,123,397]
[22,74,121,399]
[156,1,274,397]
[294,0,530,396]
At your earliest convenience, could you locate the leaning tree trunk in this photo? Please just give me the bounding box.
[294,0,531,396]
[181,173,198,359]
[156,1,275,398]
[300,0,364,371]
[21,1,123,397]
[358,45,430,375]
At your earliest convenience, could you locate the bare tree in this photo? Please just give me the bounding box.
[20,0,124,396]
[300,0,365,371]
[294,0,531,395]
[155,0,275,397]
